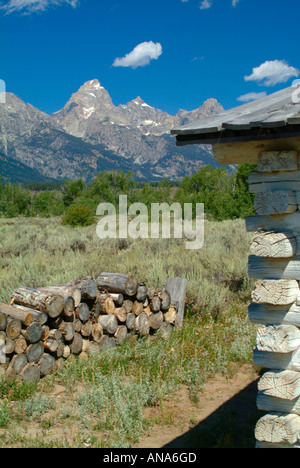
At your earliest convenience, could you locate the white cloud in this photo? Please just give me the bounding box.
[199,0,212,9]
[237,91,267,103]
[0,0,79,14]
[112,41,163,69]
[245,60,300,87]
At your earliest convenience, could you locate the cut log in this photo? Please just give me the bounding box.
[150,296,161,312]
[81,320,92,337]
[136,284,147,302]
[6,318,22,340]
[246,211,300,234]
[164,307,178,324]
[73,319,82,333]
[5,338,15,354]
[114,325,128,345]
[113,307,127,323]
[123,299,133,314]
[254,190,297,215]
[248,255,300,280]
[75,303,90,323]
[43,338,59,353]
[126,313,136,330]
[135,312,150,336]
[165,277,188,328]
[0,313,7,331]
[39,285,82,308]
[59,322,75,342]
[63,345,71,359]
[158,290,171,311]
[251,279,299,305]
[157,322,174,339]
[21,363,40,384]
[49,277,97,301]
[91,323,103,343]
[14,335,27,355]
[12,286,65,318]
[248,302,300,327]
[0,302,33,326]
[98,335,116,350]
[258,370,300,400]
[9,354,28,375]
[132,301,143,316]
[250,231,298,258]
[98,314,118,335]
[255,413,300,445]
[39,353,55,376]
[96,272,138,296]
[149,311,164,330]
[24,322,43,344]
[256,324,300,353]
[257,392,300,415]
[253,347,300,372]
[26,342,44,363]
[70,333,83,355]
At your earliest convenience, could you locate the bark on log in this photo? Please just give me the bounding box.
[251,279,299,305]
[0,302,33,326]
[96,272,138,296]
[12,286,65,318]
[48,277,97,301]
[40,285,82,308]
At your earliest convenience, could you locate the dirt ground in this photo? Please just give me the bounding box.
[134,363,262,449]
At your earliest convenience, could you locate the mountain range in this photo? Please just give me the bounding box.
[0,79,224,184]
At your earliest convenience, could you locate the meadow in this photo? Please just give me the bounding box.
[0,216,258,448]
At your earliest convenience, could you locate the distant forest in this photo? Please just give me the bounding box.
[0,165,256,226]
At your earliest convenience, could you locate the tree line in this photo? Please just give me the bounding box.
[0,164,256,226]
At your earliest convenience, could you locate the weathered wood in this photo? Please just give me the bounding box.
[251,279,299,305]
[96,272,138,296]
[94,294,116,316]
[114,325,128,345]
[14,335,27,355]
[135,312,150,336]
[50,277,97,301]
[158,289,171,311]
[24,322,43,344]
[248,255,300,280]
[248,302,300,327]
[9,354,28,375]
[256,325,300,353]
[254,190,297,215]
[149,311,164,330]
[98,335,116,350]
[257,392,300,415]
[12,286,65,318]
[255,413,300,445]
[157,322,174,339]
[43,338,59,353]
[81,320,92,337]
[150,296,161,312]
[5,338,15,354]
[249,169,300,194]
[63,345,71,359]
[75,303,90,323]
[253,347,300,372]
[0,313,7,331]
[250,231,298,258]
[26,342,44,363]
[257,151,298,172]
[258,370,300,400]
[165,277,187,328]
[98,314,118,335]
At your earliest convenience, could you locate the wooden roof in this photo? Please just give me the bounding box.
[171,85,300,146]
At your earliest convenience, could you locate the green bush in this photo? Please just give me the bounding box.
[62,203,95,227]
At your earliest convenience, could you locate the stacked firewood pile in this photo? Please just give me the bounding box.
[0,273,184,384]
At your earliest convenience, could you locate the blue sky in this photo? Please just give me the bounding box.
[0,0,299,115]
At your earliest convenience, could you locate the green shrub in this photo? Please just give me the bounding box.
[62,203,95,227]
